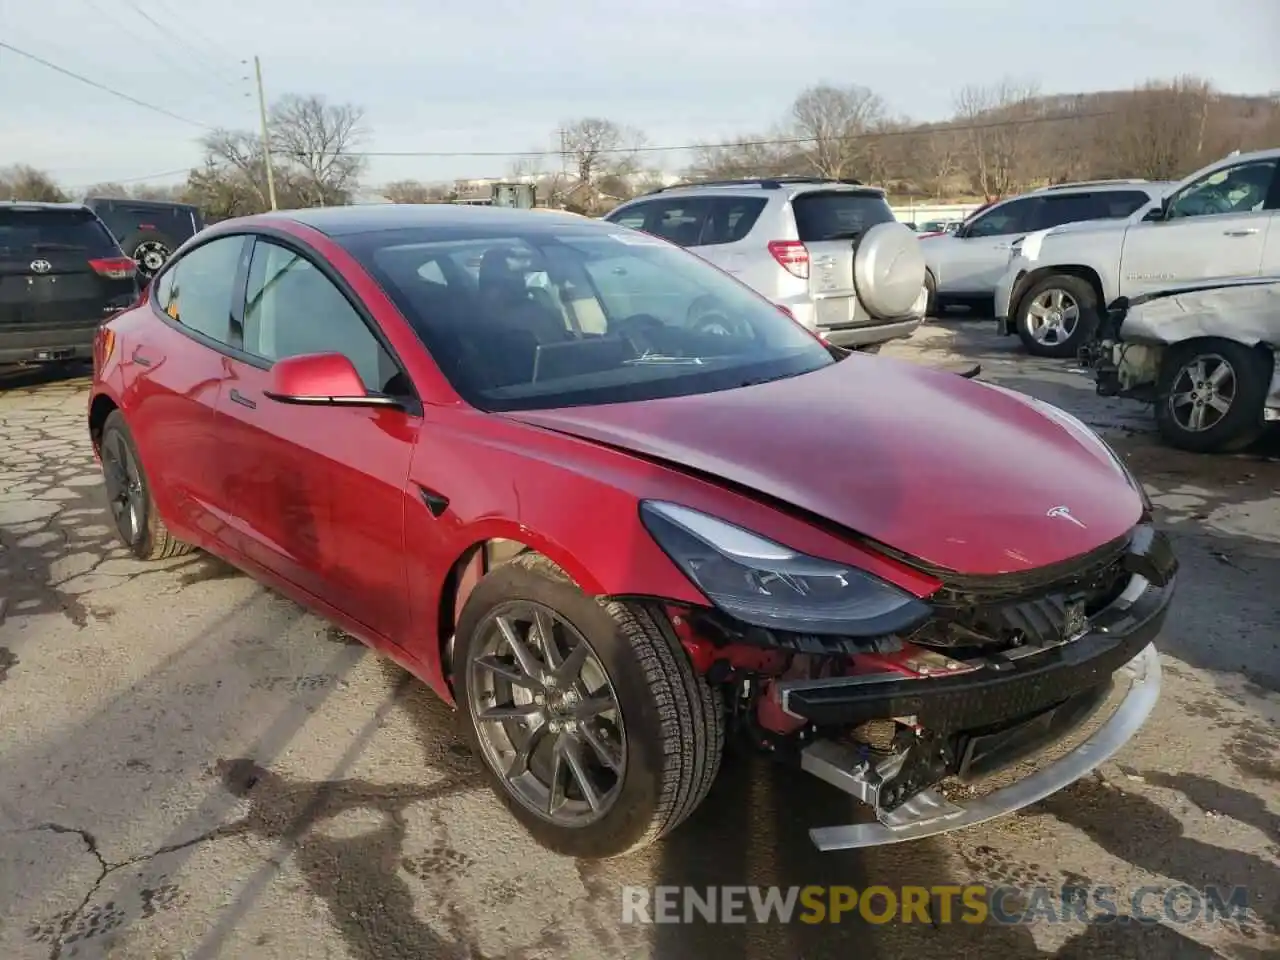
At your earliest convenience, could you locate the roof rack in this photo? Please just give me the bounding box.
[643,176,866,196]
[1042,179,1151,190]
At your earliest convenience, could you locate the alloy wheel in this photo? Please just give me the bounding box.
[467,602,626,826]
[102,431,144,545]
[1169,354,1236,433]
[1025,288,1080,345]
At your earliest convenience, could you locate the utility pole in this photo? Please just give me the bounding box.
[254,55,278,211]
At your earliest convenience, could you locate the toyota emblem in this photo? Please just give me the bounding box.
[30,259,52,274]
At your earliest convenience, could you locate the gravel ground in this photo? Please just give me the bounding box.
[1,321,1277,960]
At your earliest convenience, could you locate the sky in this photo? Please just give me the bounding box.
[3,0,1277,194]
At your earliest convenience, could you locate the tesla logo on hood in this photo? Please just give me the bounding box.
[1046,505,1087,529]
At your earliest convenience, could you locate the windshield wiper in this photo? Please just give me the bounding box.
[623,355,708,366]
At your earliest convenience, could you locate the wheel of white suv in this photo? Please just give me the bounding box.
[1154,338,1270,453]
[1014,274,1100,359]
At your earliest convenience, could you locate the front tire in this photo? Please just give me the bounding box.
[1015,274,1100,358]
[100,411,194,560]
[456,552,724,859]
[1154,339,1270,453]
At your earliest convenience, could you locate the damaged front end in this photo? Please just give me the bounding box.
[1082,277,1280,422]
[666,521,1177,851]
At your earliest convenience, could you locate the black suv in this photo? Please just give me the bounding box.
[82,197,205,279]
[0,202,140,366]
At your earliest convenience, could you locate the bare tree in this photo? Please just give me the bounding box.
[269,94,368,206]
[912,126,963,198]
[82,181,132,199]
[953,79,1041,199]
[1092,77,1218,179]
[686,130,803,181]
[0,165,69,202]
[381,179,448,203]
[790,84,887,179]
[558,118,645,210]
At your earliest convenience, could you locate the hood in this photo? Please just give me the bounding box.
[503,357,1143,576]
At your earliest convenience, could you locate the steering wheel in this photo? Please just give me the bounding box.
[614,313,668,353]
[685,295,754,340]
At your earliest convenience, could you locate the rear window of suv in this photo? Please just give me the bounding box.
[791,190,896,241]
[0,208,120,259]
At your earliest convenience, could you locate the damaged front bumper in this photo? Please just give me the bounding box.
[1083,277,1280,419]
[775,533,1174,850]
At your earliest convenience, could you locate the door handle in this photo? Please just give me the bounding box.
[228,388,256,410]
[130,348,153,367]
[1223,228,1259,236]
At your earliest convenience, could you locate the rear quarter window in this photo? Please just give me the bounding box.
[790,191,895,241]
[0,209,121,258]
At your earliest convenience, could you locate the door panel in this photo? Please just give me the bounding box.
[215,237,419,641]
[1120,156,1280,298]
[1118,213,1272,298]
[123,234,250,544]
[940,197,1041,293]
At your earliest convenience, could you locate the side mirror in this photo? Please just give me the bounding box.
[1141,206,1163,222]
[263,352,402,408]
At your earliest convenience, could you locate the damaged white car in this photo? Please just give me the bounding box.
[1083,277,1280,452]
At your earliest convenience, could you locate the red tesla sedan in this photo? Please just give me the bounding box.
[88,205,1175,859]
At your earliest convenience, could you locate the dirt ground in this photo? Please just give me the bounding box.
[1,320,1277,959]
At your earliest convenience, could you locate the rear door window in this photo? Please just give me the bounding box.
[151,235,249,346]
[791,190,895,241]
[1101,190,1154,218]
[1033,193,1102,230]
[698,196,768,245]
[0,209,120,259]
[641,199,712,247]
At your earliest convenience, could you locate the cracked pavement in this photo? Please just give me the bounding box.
[1,324,1278,960]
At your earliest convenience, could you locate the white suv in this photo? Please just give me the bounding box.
[603,178,927,350]
[996,148,1280,357]
[920,180,1168,317]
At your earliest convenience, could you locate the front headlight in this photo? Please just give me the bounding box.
[639,501,932,637]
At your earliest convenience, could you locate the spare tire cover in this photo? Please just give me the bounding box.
[853,221,927,319]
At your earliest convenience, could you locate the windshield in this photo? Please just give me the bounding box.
[345,223,834,411]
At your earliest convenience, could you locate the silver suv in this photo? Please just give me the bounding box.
[604,178,927,350]
[921,180,1170,316]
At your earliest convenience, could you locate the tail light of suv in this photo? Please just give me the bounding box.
[89,257,138,280]
[768,240,810,279]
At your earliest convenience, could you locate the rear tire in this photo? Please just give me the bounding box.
[1015,274,1100,358]
[1154,339,1270,453]
[456,552,724,859]
[100,410,194,560]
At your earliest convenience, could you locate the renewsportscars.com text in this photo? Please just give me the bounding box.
[620,884,1252,925]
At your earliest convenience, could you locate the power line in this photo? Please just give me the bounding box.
[337,108,1123,159]
[0,40,211,128]
[119,0,247,91]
